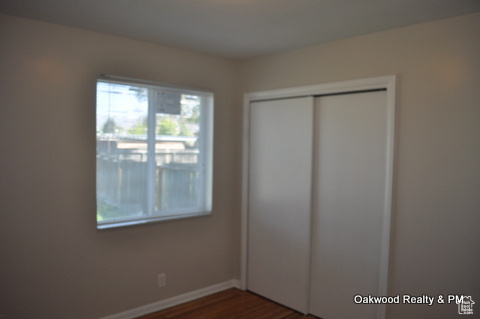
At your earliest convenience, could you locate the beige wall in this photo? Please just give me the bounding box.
[1,11,479,319]
[0,14,241,318]
[240,13,480,319]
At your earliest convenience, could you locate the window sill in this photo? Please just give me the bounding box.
[97,210,212,230]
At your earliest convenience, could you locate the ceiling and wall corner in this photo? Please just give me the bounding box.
[0,0,479,59]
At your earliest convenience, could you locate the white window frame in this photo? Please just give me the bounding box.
[96,75,213,229]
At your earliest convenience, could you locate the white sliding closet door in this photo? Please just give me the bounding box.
[247,97,313,314]
[309,91,388,319]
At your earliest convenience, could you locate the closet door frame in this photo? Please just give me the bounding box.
[241,75,396,318]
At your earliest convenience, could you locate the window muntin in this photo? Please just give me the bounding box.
[96,76,213,229]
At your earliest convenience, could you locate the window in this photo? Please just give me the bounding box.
[96,75,213,229]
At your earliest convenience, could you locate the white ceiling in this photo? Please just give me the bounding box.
[1,0,479,59]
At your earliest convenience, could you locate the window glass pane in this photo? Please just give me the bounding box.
[96,82,149,223]
[154,94,201,212]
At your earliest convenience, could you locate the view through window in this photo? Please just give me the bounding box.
[96,76,213,229]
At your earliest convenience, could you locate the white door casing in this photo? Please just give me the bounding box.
[241,76,396,319]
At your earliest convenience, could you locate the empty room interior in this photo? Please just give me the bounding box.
[0,1,479,318]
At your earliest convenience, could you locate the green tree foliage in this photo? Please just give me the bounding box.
[129,86,147,103]
[102,117,117,133]
[128,117,148,135]
[179,123,192,136]
[181,101,200,124]
[158,117,178,135]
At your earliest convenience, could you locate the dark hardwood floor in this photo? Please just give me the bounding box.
[137,288,319,319]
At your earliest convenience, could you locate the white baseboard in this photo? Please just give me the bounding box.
[100,279,242,319]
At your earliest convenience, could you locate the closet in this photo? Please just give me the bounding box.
[243,77,395,319]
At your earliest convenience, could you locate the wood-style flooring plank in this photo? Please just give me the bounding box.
[136,288,320,319]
